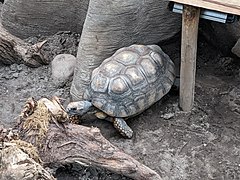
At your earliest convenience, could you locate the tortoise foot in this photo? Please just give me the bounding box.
[113,118,133,138]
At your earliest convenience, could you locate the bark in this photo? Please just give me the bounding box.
[38,123,162,180]
[71,0,181,100]
[0,23,47,67]
[0,142,55,180]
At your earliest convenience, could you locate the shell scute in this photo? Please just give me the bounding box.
[115,50,139,65]
[109,76,129,95]
[125,66,145,87]
[150,52,163,67]
[100,61,123,77]
[140,58,158,83]
[91,74,109,93]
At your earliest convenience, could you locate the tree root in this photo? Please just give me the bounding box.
[0,23,48,67]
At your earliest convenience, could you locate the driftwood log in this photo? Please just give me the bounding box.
[0,23,48,67]
[39,123,162,180]
[0,98,162,180]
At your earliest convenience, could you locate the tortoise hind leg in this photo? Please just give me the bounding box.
[113,118,133,138]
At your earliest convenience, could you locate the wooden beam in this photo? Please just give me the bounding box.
[172,0,240,15]
[179,5,200,111]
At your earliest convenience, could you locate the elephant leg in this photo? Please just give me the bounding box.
[70,0,181,100]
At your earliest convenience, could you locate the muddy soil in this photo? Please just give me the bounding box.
[1,26,240,179]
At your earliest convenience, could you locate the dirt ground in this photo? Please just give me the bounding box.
[1,23,240,179]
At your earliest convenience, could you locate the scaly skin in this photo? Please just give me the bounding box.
[113,118,133,139]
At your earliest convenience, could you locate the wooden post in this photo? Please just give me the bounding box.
[179,5,200,111]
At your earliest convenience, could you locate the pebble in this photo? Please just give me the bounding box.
[12,72,19,78]
[161,112,175,120]
[10,64,17,71]
[3,74,10,79]
[53,90,64,97]
[0,67,4,73]
[4,67,10,71]
[17,65,23,71]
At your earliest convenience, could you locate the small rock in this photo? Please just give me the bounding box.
[44,76,49,82]
[0,67,4,73]
[10,64,17,71]
[161,112,175,120]
[51,54,76,87]
[4,66,10,71]
[53,89,64,97]
[17,64,23,71]
[85,171,91,178]
[12,72,19,78]
[3,74,10,79]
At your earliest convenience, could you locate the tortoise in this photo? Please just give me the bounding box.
[66,44,176,138]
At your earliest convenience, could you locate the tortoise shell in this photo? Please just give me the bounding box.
[84,44,176,117]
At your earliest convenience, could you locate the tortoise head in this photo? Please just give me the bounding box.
[66,101,92,116]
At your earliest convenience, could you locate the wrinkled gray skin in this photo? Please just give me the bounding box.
[1,0,181,100]
[1,0,89,38]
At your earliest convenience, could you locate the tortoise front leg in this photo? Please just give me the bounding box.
[113,118,133,138]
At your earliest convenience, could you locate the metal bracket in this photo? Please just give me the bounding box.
[169,2,237,23]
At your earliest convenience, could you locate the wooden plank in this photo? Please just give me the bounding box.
[179,5,200,111]
[172,0,240,15]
